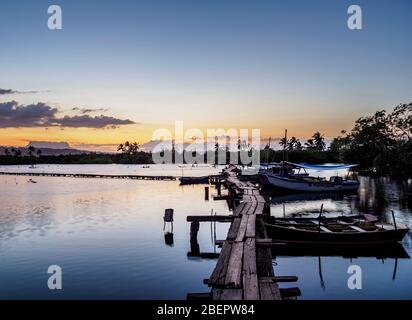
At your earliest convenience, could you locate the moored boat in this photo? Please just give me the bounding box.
[264,214,409,245]
[259,162,359,192]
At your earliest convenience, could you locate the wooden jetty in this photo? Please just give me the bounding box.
[187,166,299,300]
[0,171,176,181]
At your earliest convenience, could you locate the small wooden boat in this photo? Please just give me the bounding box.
[28,178,38,184]
[264,214,409,245]
[179,176,210,185]
[259,162,360,192]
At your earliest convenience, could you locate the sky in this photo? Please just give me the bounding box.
[0,0,411,151]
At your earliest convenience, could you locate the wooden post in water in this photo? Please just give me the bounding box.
[190,221,200,255]
[318,203,324,241]
[205,186,209,201]
[391,210,397,230]
[163,208,174,232]
[216,179,221,196]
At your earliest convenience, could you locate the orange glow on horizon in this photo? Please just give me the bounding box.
[0,116,353,152]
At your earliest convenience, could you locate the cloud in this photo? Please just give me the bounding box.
[72,107,110,114]
[0,88,40,95]
[0,89,15,95]
[58,114,135,128]
[0,101,135,128]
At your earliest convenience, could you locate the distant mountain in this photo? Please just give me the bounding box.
[0,141,88,156]
[27,141,70,149]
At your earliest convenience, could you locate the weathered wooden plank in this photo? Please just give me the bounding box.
[279,287,301,298]
[246,201,258,215]
[235,214,249,242]
[239,201,253,216]
[187,252,220,259]
[255,203,265,215]
[242,195,252,202]
[213,289,243,300]
[213,195,230,201]
[256,246,274,278]
[187,215,234,222]
[256,239,287,246]
[233,202,247,216]
[227,218,241,240]
[254,195,266,203]
[260,276,298,283]
[259,280,282,300]
[225,242,244,288]
[245,215,256,238]
[209,241,232,286]
[243,238,259,300]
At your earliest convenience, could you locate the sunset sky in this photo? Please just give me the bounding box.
[1,0,411,151]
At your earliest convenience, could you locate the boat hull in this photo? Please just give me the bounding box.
[265,222,409,245]
[259,173,359,192]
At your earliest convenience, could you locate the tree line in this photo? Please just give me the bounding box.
[0,103,410,177]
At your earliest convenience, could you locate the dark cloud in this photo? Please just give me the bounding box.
[0,88,40,95]
[72,107,110,114]
[0,101,135,128]
[0,89,15,95]
[58,115,135,128]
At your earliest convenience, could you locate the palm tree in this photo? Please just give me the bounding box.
[305,138,316,150]
[279,137,288,149]
[36,149,42,157]
[117,141,140,155]
[288,137,301,150]
[305,132,326,151]
[312,131,326,151]
[28,146,35,157]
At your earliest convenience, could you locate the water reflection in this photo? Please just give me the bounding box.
[164,232,174,247]
[0,167,230,299]
[269,176,412,299]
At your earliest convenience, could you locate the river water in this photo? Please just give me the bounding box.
[0,164,410,299]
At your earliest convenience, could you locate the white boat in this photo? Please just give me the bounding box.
[259,162,359,192]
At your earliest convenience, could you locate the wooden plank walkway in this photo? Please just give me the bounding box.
[206,166,283,300]
[187,215,234,222]
[0,171,176,181]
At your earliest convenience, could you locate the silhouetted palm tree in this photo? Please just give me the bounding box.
[28,146,35,157]
[312,131,326,151]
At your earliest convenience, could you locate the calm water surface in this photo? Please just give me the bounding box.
[0,164,411,299]
[270,173,412,299]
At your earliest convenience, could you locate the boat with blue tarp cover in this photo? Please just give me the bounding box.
[259,161,360,192]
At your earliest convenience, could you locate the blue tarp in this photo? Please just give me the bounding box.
[288,162,358,170]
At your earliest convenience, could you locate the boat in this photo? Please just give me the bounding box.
[259,162,359,192]
[264,213,409,245]
[28,178,38,183]
[179,176,210,185]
